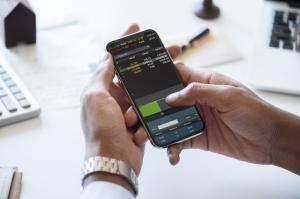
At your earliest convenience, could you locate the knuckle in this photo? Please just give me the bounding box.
[175,61,185,67]
[81,90,106,105]
[206,71,218,84]
[222,86,244,102]
[81,91,95,105]
[189,82,202,95]
[135,128,148,145]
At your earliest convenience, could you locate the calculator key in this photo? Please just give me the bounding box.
[9,86,21,94]
[14,92,25,100]
[5,79,15,87]
[1,96,17,112]
[19,99,31,109]
[0,89,7,97]
[0,73,10,81]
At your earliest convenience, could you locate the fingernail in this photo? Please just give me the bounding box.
[168,154,175,166]
[166,93,177,102]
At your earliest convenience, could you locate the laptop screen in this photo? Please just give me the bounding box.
[266,0,300,7]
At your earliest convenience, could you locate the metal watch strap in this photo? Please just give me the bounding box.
[81,156,138,195]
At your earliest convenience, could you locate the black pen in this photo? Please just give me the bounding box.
[181,28,210,51]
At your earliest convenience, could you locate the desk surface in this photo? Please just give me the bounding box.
[0,0,299,198]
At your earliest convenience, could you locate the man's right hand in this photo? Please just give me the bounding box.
[165,63,300,175]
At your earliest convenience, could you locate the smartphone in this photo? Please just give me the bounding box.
[106,29,205,148]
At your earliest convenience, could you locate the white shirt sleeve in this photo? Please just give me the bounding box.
[80,181,135,199]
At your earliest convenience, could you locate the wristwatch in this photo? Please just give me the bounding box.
[81,156,138,195]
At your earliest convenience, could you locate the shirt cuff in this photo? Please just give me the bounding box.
[80,181,135,199]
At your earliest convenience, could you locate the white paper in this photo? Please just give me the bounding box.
[162,28,243,68]
[3,23,101,110]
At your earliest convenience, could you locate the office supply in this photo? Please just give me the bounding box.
[163,29,242,68]
[0,0,36,48]
[8,172,22,199]
[250,0,300,95]
[181,28,210,51]
[0,54,40,127]
[194,0,220,19]
[0,167,14,199]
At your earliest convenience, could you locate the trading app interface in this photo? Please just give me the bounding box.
[107,30,204,146]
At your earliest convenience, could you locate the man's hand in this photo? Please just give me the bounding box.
[81,24,146,176]
[80,24,184,192]
[165,63,300,175]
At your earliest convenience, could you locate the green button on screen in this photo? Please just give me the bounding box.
[139,101,161,117]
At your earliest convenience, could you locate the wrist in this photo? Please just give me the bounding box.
[271,109,300,175]
[84,133,142,178]
[85,141,123,160]
[84,134,130,161]
[84,140,138,175]
[81,156,138,196]
[85,142,133,168]
[83,172,136,196]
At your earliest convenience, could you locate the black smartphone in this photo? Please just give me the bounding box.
[106,29,205,148]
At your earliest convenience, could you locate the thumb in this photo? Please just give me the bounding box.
[166,82,232,112]
[95,52,115,90]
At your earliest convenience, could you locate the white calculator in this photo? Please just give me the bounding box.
[0,55,40,127]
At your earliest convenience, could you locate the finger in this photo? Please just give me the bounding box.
[167,145,181,165]
[167,45,182,59]
[167,141,192,166]
[124,106,139,128]
[174,62,193,84]
[133,126,148,146]
[205,73,255,95]
[116,80,124,90]
[122,24,140,36]
[110,82,131,112]
[166,82,233,112]
[94,53,115,90]
[175,63,247,90]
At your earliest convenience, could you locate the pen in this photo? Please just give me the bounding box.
[181,28,210,51]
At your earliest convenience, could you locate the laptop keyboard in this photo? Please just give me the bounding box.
[270,10,300,52]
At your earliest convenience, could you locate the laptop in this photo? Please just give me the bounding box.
[250,0,300,95]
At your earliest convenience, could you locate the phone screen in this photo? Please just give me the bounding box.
[107,29,205,147]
